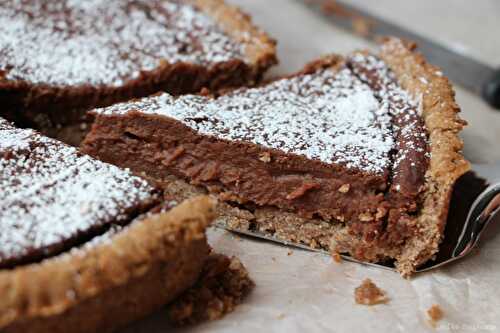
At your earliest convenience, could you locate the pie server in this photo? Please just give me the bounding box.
[217,173,500,274]
[295,0,500,110]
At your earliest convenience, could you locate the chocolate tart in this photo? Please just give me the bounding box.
[81,38,470,276]
[0,0,277,144]
[0,119,216,332]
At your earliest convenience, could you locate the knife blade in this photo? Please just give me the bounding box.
[296,0,500,109]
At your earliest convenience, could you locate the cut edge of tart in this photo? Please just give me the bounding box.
[81,38,470,277]
[0,195,216,333]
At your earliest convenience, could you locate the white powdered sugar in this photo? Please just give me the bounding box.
[348,53,428,176]
[0,0,244,87]
[99,66,399,174]
[0,121,158,265]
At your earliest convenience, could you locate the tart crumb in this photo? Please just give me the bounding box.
[354,279,389,305]
[358,212,374,222]
[427,304,444,327]
[375,207,387,219]
[331,252,342,263]
[167,253,254,326]
[286,182,321,200]
[309,238,318,248]
[335,215,345,222]
[258,152,271,163]
[338,183,350,193]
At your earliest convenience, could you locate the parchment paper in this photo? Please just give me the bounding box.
[124,1,500,331]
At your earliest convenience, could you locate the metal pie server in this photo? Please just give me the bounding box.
[295,0,500,110]
[218,171,500,274]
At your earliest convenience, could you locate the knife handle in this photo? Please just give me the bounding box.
[482,68,500,110]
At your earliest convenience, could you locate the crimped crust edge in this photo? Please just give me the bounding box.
[0,196,216,329]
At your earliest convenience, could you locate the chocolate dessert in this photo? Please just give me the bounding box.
[0,0,276,144]
[82,39,470,276]
[0,117,216,333]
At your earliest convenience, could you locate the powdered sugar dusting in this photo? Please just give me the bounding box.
[0,0,244,87]
[99,67,397,174]
[348,53,428,182]
[0,120,159,267]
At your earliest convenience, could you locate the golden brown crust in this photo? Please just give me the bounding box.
[0,196,216,333]
[191,0,278,71]
[379,37,470,276]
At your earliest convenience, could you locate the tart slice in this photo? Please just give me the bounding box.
[81,38,470,276]
[0,118,216,332]
[0,0,276,144]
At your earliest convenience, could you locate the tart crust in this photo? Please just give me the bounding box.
[0,196,216,333]
[190,0,277,73]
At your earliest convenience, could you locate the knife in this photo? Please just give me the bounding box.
[295,0,500,110]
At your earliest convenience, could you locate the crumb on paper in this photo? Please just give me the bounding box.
[287,250,293,256]
[354,279,389,305]
[331,251,342,263]
[167,253,254,326]
[427,304,444,327]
